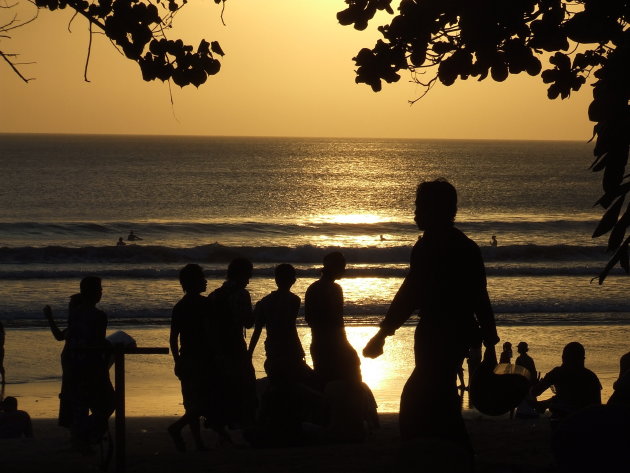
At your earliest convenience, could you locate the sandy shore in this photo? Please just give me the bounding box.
[0,413,556,473]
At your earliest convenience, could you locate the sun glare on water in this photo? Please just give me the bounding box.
[313,213,389,224]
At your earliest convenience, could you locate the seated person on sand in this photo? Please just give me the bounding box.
[168,264,225,452]
[607,351,630,407]
[304,252,378,437]
[533,341,601,418]
[515,341,537,383]
[208,258,258,430]
[0,396,33,439]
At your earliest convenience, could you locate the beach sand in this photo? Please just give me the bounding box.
[0,413,556,473]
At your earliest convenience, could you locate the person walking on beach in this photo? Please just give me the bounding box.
[43,276,115,452]
[168,264,217,452]
[208,257,258,429]
[533,341,601,418]
[363,179,499,464]
[305,252,362,388]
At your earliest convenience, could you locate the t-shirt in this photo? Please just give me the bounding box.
[537,365,602,411]
[171,294,212,359]
[304,278,346,343]
[253,290,304,360]
[379,226,498,349]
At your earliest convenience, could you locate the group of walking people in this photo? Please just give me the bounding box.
[36,179,628,470]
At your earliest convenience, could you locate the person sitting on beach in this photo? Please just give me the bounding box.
[363,179,499,467]
[0,320,5,385]
[607,351,630,407]
[168,264,220,452]
[533,341,601,418]
[43,276,115,452]
[0,396,33,439]
[208,258,258,430]
[127,230,142,241]
[116,237,126,246]
[499,341,513,364]
[490,235,498,247]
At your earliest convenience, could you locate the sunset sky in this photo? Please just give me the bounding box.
[2,1,594,140]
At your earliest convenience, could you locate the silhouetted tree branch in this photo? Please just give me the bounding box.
[2,0,227,87]
[338,0,629,283]
[1,0,38,82]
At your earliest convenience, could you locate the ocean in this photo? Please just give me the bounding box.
[1,133,629,414]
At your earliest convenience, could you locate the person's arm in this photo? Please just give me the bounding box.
[169,309,181,377]
[247,300,265,357]
[532,370,554,398]
[43,305,66,341]
[364,275,417,358]
[471,245,500,347]
[230,289,254,329]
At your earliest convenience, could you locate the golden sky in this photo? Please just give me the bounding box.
[1,1,594,140]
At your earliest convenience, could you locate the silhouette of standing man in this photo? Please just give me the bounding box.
[364,179,499,462]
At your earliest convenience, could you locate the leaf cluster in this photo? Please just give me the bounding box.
[34,0,225,87]
[338,0,629,282]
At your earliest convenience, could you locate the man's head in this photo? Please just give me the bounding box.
[415,179,457,230]
[179,264,207,294]
[2,396,18,412]
[322,252,346,279]
[517,341,529,354]
[227,257,253,288]
[562,341,586,368]
[80,276,102,305]
[274,263,296,290]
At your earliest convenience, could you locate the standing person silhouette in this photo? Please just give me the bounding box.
[43,277,115,453]
[305,252,361,388]
[168,264,216,452]
[499,341,513,364]
[363,179,499,464]
[208,258,258,430]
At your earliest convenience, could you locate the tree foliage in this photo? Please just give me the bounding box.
[337,0,629,283]
[5,0,226,87]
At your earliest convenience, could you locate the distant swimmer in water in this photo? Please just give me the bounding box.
[116,237,126,246]
[490,235,498,247]
[127,230,143,241]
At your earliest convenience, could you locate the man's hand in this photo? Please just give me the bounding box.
[363,332,386,359]
[43,305,52,319]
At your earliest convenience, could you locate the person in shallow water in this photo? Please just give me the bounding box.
[363,179,499,466]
